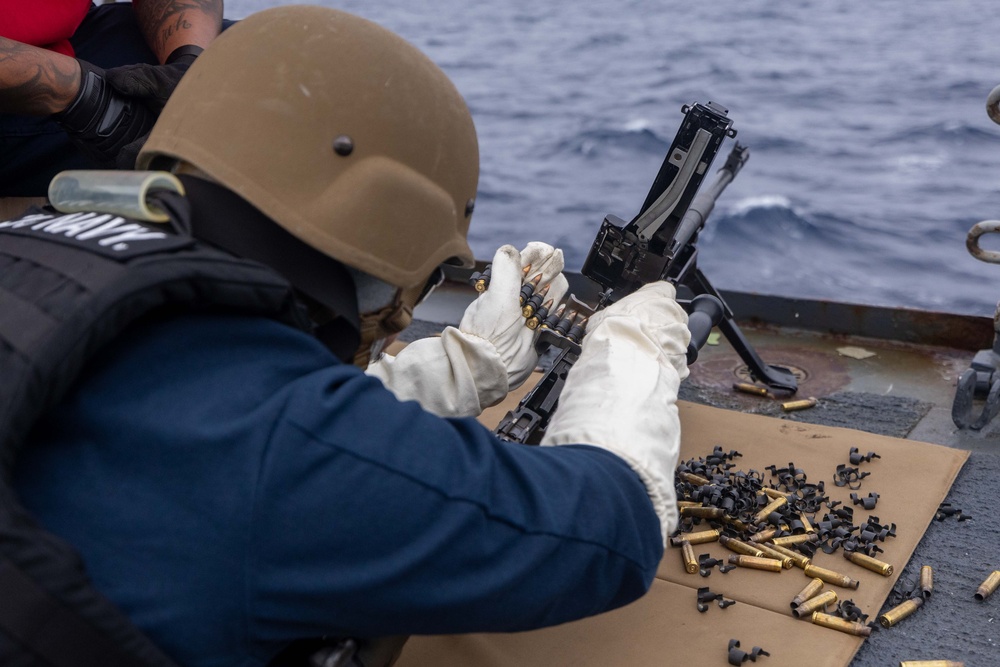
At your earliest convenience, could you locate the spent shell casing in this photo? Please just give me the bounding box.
[754,496,788,524]
[767,543,812,569]
[811,611,872,637]
[762,487,793,500]
[749,527,780,543]
[519,274,542,305]
[525,299,553,330]
[791,578,825,609]
[680,506,727,520]
[899,662,965,667]
[720,535,767,558]
[879,598,924,628]
[681,541,698,574]
[800,512,815,534]
[804,563,861,589]
[792,590,838,618]
[677,500,700,509]
[920,565,934,599]
[733,382,770,397]
[772,534,817,548]
[844,550,894,577]
[727,554,784,573]
[678,472,712,486]
[783,397,818,412]
[753,543,795,569]
[669,529,720,547]
[975,570,1000,601]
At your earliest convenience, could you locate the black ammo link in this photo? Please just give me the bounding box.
[541,304,565,330]
[518,274,540,305]
[54,60,157,169]
[469,264,491,292]
[554,310,577,336]
[525,299,552,330]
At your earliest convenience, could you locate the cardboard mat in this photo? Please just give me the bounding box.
[396,389,968,667]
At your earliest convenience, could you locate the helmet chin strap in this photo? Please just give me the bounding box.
[354,294,413,369]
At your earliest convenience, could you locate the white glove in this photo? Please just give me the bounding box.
[367,243,569,418]
[540,281,690,545]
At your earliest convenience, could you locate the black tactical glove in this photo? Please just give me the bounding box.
[54,59,158,170]
[104,45,204,114]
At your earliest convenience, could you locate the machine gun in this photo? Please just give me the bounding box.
[495,101,798,444]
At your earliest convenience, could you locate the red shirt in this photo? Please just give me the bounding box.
[0,0,93,56]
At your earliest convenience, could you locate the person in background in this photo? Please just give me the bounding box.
[8,6,691,666]
[0,0,225,196]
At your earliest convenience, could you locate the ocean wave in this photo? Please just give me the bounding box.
[879,121,1000,145]
[551,124,671,158]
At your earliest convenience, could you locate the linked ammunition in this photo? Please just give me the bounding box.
[525,299,553,330]
[899,662,965,667]
[772,534,817,548]
[669,529,720,547]
[540,304,565,330]
[783,397,818,412]
[727,554,783,573]
[519,274,542,305]
[470,264,492,292]
[554,310,577,336]
[719,535,767,558]
[733,382,770,397]
[753,543,794,569]
[754,496,788,524]
[804,563,861,589]
[681,541,698,574]
[566,316,588,344]
[680,506,726,520]
[811,611,872,637]
[521,284,549,318]
[767,543,811,569]
[792,590,838,618]
[920,565,934,599]
[879,598,923,628]
[791,578,825,609]
[844,550,893,577]
[974,570,1000,601]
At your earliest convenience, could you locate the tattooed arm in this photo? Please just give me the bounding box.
[132,0,224,64]
[0,37,81,115]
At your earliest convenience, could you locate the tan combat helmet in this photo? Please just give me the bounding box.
[138,5,478,290]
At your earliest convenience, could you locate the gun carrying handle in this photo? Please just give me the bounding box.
[684,294,725,364]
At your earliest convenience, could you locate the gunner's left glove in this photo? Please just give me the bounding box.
[367,243,569,418]
[103,45,203,113]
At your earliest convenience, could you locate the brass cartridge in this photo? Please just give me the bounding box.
[518,273,541,305]
[844,551,894,577]
[804,564,861,589]
[879,598,923,628]
[792,590,838,618]
[749,527,780,543]
[762,487,793,500]
[678,472,712,487]
[799,512,815,534]
[728,554,784,573]
[525,299,553,330]
[754,496,788,523]
[791,578,825,609]
[975,570,1000,601]
[669,529,720,547]
[680,506,726,520]
[521,284,549,318]
[783,397,818,412]
[753,543,794,569]
[676,500,700,509]
[719,535,767,558]
[768,543,812,569]
[811,611,872,637]
[681,541,698,574]
[919,565,934,599]
[899,661,965,667]
[733,382,770,397]
[772,533,817,548]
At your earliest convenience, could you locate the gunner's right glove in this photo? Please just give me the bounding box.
[367,243,569,418]
[539,281,691,546]
[54,59,157,170]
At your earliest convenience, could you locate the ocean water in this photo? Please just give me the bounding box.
[232,0,1000,316]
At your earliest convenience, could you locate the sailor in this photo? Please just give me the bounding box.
[0,0,227,196]
[10,6,691,666]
